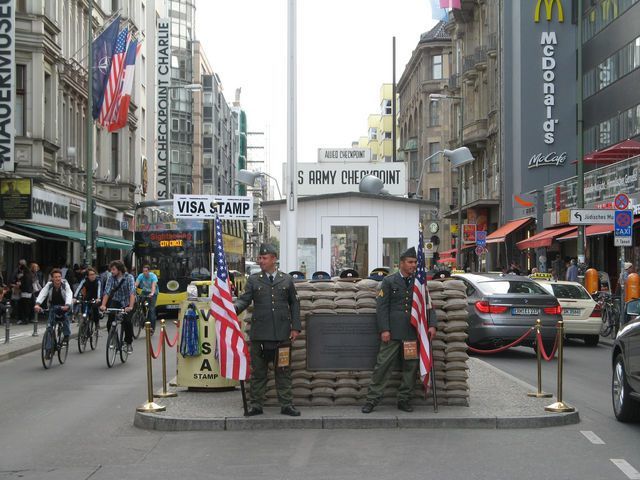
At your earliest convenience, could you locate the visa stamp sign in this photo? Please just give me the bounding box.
[296,162,406,196]
[173,195,253,220]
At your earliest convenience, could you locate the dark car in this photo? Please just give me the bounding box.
[452,273,562,351]
[611,300,640,422]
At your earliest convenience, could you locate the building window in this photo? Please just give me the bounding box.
[383,131,392,139]
[428,100,440,126]
[203,122,213,135]
[432,54,443,80]
[15,65,25,136]
[381,99,392,115]
[428,143,441,172]
[429,188,440,203]
[383,238,407,271]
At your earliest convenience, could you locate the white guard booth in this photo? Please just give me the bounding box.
[262,192,438,276]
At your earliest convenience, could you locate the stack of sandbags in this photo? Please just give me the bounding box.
[242,276,469,407]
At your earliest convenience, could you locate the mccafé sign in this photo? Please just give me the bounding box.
[534,0,564,23]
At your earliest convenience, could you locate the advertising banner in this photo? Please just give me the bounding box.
[0,178,31,219]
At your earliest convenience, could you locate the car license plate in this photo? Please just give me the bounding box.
[563,308,581,316]
[165,304,180,310]
[511,307,540,315]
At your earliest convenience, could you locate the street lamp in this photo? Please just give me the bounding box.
[430,93,465,269]
[237,169,283,199]
[415,147,474,198]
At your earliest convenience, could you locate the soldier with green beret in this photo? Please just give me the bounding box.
[362,246,437,413]
[235,243,302,416]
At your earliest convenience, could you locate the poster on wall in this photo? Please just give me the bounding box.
[0,178,31,219]
[463,223,477,244]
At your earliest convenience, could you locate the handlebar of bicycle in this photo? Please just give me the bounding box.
[103,307,128,314]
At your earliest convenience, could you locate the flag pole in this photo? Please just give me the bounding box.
[430,335,438,413]
[240,380,249,416]
[85,0,95,266]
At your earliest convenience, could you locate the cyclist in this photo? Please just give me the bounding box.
[100,260,136,353]
[135,265,158,333]
[74,267,102,330]
[34,269,74,344]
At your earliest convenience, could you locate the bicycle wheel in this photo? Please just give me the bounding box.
[57,327,68,364]
[77,319,88,353]
[106,329,118,368]
[132,308,143,339]
[600,309,612,337]
[41,329,54,369]
[119,327,129,363]
[88,319,98,351]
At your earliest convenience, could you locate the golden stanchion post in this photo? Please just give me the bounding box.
[155,319,177,398]
[545,320,575,413]
[528,319,552,398]
[137,322,166,413]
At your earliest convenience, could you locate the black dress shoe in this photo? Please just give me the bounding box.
[361,402,375,414]
[246,407,263,417]
[280,405,301,416]
[397,402,413,412]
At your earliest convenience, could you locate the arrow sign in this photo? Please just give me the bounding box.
[569,209,615,225]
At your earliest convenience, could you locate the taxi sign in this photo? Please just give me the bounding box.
[529,273,553,280]
[451,269,465,274]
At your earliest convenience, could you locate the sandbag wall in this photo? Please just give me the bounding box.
[242,278,470,407]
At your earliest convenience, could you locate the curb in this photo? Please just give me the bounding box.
[133,409,580,432]
[0,332,79,363]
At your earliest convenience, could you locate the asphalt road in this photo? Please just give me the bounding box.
[1,331,639,480]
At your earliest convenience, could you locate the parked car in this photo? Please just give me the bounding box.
[533,279,601,347]
[611,302,640,422]
[452,273,562,351]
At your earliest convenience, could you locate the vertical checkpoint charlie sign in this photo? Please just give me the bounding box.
[0,0,14,173]
[156,18,171,199]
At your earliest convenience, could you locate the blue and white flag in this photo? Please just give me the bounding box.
[91,16,120,119]
[429,0,449,20]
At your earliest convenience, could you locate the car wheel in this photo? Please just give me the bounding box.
[584,335,599,347]
[612,353,640,422]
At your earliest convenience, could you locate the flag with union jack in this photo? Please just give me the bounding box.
[410,227,433,386]
[98,26,128,127]
[210,216,250,380]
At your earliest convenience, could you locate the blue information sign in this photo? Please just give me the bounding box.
[614,210,633,237]
[476,230,487,247]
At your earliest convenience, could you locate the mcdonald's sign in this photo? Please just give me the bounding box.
[534,0,564,22]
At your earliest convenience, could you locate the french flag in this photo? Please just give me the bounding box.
[108,39,140,132]
[440,0,461,8]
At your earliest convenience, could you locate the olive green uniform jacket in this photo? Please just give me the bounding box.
[235,271,301,341]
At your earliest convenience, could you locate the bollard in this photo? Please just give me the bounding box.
[4,302,11,344]
[136,322,166,413]
[32,308,39,337]
[527,319,552,398]
[154,319,177,398]
[545,321,575,413]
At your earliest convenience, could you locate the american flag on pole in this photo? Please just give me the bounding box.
[210,216,250,380]
[107,39,140,132]
[410,227,433,386]
[98,26,128,127]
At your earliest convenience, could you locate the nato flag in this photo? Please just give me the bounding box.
[91,16,120,119]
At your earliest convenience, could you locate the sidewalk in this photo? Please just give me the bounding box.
[0,319,78,362]
[134,357,580,432]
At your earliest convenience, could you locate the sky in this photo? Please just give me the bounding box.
[196,0,437,185]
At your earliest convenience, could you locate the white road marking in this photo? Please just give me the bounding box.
[580,430,605,444]
[611,459,640,479]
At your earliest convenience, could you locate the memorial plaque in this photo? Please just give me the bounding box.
[307,314,381,370]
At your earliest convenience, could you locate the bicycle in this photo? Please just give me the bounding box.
[104,308,129,368]
[597,291,620,338]
[75,299,100,353]
[131,294,151,339]
[40,307,69,369]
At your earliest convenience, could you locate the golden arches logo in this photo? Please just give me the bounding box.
[534,0,564,22]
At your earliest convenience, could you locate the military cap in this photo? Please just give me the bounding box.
[400,246,417,260]
[310,271,332,282]
[288,271,306,282]
[338,269,360,282]
[368,267,390,281]
[259,243,278,256]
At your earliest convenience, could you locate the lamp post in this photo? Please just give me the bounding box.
[85,0,94,266]
[430,93,465,269]
[286,0,298,274]
[237,169,284,199]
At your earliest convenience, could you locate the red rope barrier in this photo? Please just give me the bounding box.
[467,327,534,354]
[536,330,559,361]
[164,329,179,348]
[150,330,164,359]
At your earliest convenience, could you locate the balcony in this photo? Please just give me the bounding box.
[463,119,489,148]
[488,32,498,58]
[474,46,488,70]
[462,55,477,81]
[448,73,460,91]
[95,182,136,210]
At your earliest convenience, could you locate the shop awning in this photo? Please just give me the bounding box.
[97,235,133,250]
[516,226,577,250]
[439,248,456,257]
[556,217,640,241]
[486,217,533,244]
[11,222,86,243]
[0,228,36,244]
[577,139,640,165]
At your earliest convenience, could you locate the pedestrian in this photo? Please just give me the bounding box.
[507,262,521,275]
[135,265,158,333]
[100,260,136,353]
[618,262,633,292]
[74,267,102,330]
[565,259,578,282]
[34,269,73,344]
[362,247,437,414]
[234,243,302,417]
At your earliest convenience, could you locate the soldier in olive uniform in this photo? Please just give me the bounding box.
[235,244,302,417]
[362,247,437,413]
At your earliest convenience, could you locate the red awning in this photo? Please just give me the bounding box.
[516,226,577,250]
[556,217,640,240]
[486,217,533,244]
[439,248,456,257]
[438,257,456,264]
[575,139,640,165]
